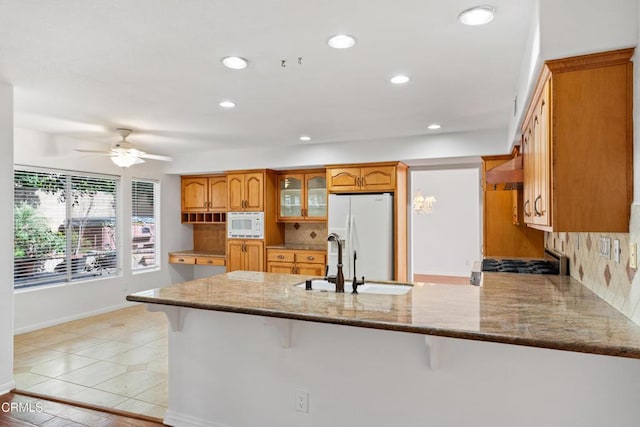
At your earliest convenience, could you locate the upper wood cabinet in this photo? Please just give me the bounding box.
[277,170,327,222]
[227,172,264,212]
[326,163,398,193]
[181,175,227,223]
[521,48,634,232]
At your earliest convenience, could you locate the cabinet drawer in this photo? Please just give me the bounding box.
[196,256,225,266]
[169,255,196,264]
[294,251,325,264]
[267,250,295,263]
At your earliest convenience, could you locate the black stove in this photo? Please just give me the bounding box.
[481,258,560,274]
[481,250,568,275]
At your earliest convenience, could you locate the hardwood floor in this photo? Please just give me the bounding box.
[0,391,165,426]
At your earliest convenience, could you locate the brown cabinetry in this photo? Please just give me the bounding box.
[169,253,226,266]
[277,170,327,222]
[227,172,264,211]
[522,48,634,232]
[227,239,264,272]
[482,154,544,258]
[327,164,397,193]
[181,175,227,223]
[325,161,408,281]
[266,248,326,276]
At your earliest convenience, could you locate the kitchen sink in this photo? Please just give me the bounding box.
[295,280,412,295]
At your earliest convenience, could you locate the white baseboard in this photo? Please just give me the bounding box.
[164,410,231,427]
[13,301,136,335]
[0,380,16,395]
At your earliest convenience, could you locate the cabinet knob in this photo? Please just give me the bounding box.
[307,256,314,261]
[178,258,184,262]
[277,255,284,260]
[207,260,213,264]
[524,200,532,217]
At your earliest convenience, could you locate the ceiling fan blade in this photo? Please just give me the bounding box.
[138,153,173,162]
[74,148,112,154]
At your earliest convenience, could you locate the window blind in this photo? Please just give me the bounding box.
[14,168,119,289]
[131,179,158,270]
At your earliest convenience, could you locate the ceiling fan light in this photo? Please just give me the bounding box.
[111,153,140,168]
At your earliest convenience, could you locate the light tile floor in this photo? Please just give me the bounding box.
[13,304,168,419]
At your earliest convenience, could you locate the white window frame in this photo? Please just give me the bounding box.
[13,166,122,290]
[131,177,160,274]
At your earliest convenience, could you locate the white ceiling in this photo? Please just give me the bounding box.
[0,0,534,159]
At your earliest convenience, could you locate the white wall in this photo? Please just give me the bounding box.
[167,308,640,427]
[411,167,481,277]
[508,0,638,145]
[12,128,193,332]
[0,82,15,394]
[166,129,508,174]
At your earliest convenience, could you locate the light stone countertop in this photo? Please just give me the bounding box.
[169,250,226,257]
[127,271,640,359]
[265,244,327,251]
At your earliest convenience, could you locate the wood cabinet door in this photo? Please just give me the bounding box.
[244,240,264,272]
[267,262,295,274]
[244,172,264,211]
[182,177,208,211]
[278,174,304,221]
[522,125,535,224]
[327,168,360,192]
[227,174,245,211]
[296,263,324,276]
[305,173,327,220]
[226,240,245,272]
[360,166,396,191]
[208,177,227,211]
[533,80,550,227]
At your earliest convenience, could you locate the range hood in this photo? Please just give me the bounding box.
[485,154,523,190]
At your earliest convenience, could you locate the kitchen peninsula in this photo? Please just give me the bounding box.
[128,272,640,427]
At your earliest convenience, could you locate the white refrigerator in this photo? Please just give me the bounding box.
[327,193,394,281]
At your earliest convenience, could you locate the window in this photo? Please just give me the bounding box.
[14,168,119,289]
[131,179,158,271]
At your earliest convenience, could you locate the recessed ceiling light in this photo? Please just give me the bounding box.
[428,124,441,130]
[390,75,410,84]
[219,100,236,108]
[458,6,495,26]
[221,56,248,70]
[300,136,311,141]
[327,34,357,49]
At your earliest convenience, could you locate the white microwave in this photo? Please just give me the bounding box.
[227,212,264,239]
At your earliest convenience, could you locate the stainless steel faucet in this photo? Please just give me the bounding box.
[326,233,345,293]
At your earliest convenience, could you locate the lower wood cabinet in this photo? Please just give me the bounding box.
[266,249,326,276]
[227,240,264,272]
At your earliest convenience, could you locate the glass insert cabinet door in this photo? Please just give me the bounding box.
[306,175,327,219]
[280,175,303,218]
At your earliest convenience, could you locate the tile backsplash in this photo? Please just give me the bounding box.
[547,204,640,325]
[284,222,327,246]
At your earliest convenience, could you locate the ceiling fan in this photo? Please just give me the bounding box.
[75,128,173,168]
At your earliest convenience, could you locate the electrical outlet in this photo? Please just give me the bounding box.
[613,239,621,264]
[599,237,611,259]
[630,243,638,270]
[295,390,308,413]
